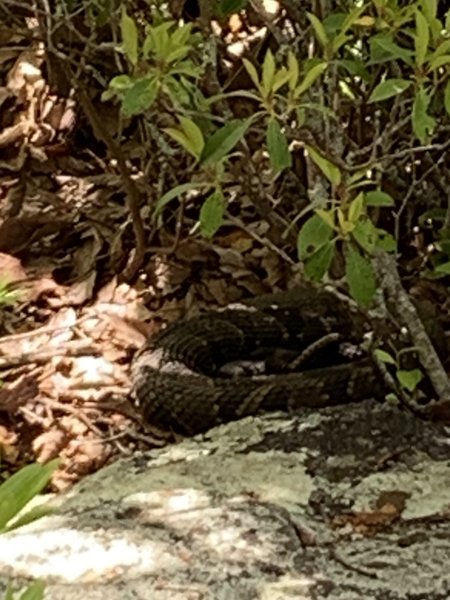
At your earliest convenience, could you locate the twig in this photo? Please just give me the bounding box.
[331,548,379,579]
[226,214,295,264]
[394,154,445,244]
[83,399,173,443]
[76,86,147,281]
[374,250,450,402]
[371,351,427,417]
[0,340,98,368]
[0,313,93,343]
[100,427,168,448]
[21,397,104,437]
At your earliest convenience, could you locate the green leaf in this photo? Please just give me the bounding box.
[217,0,247,17]
[142,34,153,59]
[412,86,436,143]
[421,0,437,22]
[121,77,158,116]
[337,208,355,235]
[397,369,423,392]
[305,145,341,186]
[0,459,59,532]
[445,80,450,117]
[365,190,395,207]
[338,58,370,79]
[297,213,334,259]
[262,50,276,94]
[200,119,250,166]
[316,208,335,230]
[166,45,190,64]
[428,38,450,60]
[242,58,261,91]
[169,61,202,78]
[19,581,46,600]
[415,10,429,68]
[376,229,397,252]
[352,218,379,253]
[0,279,21,305]
[344,244,377,307]
[429,38,450,57]
[386,392,400,405]
[307,12,329,49]
[374,349,397,366]
[4,581,14,600]
[293,62,328,99]
[369,33,413,65]
[348,169,370,186]
[100,88,116,102]
[272,67,291,93]
[154,182,209,217]
[304,241,335,281]
[266,119,291,173]
[368,78,411,103]
[163,76,191,105]
[165,116,204,159]
[331,4,365,54]
[147,22,173,60]
[108,74,133,91]
[434,261,450,274]
[179,116,204,157]
[287,51,299,90]
[164,128,195,158]
[348,192,365,223]
[5,503,55,533]
[171,23,193,46]
[121,9,138,66]
[428,54,450,70]
[199,190,226,238]
[339,80,356,100]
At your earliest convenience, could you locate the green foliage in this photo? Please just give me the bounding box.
[103,17,202,116]
[0,459,59,533]
[345,244,377,308]
[305,146,341,186]
[0,279,21,306]
[297,214,334,265]
[3,580,45,600]
[368,78,411,103]
[375,349,424,393]
[199,190,226,238]
[165,116,205,159]
[0,460,59,600]
[266,118,291,172]
[103,0,450,305]
[298,178,396,306]
[154,182,211,218]
[200,119,251,165]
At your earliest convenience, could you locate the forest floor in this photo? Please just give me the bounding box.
[0,10,305,489]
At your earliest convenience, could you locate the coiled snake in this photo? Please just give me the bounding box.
[131,285,383,435]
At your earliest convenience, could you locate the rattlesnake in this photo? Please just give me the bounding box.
[131,285,384,435]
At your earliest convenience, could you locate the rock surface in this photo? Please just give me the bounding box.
[1,400,450,599]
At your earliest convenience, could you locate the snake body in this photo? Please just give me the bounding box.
[131,286,383,435]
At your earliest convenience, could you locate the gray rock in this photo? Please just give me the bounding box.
[1,400,450,599]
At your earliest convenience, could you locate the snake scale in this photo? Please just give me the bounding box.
[131,285,384,435]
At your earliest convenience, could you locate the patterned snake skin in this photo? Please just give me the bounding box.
[131,285,384,435]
